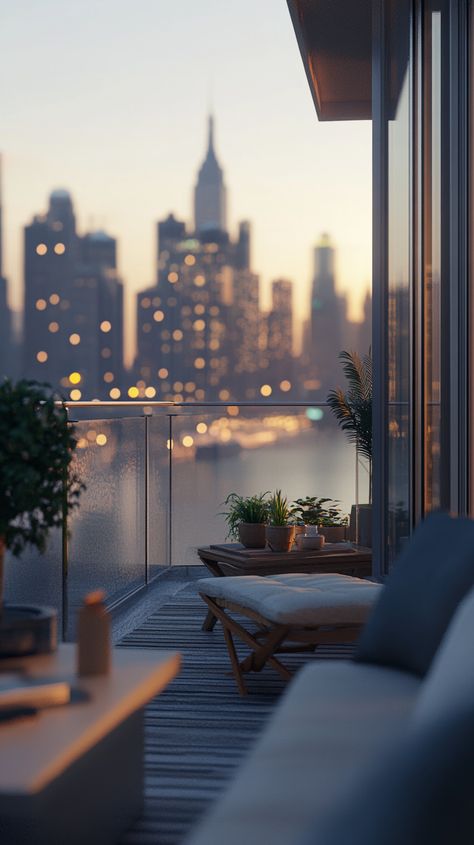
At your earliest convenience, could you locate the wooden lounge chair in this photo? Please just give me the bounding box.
[198,573,382,694]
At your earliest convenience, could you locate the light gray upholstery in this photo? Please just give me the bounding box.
[198,573,382,626]
[186,661,420,845]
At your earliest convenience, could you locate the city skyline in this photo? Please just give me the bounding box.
[0,0,372,365]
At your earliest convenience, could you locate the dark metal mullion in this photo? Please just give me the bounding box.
[413,0,425,527]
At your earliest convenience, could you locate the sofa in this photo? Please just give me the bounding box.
[186,513,474,845]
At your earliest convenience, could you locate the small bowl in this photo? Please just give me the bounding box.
[296,534,325,551]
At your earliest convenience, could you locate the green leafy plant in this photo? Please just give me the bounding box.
[291,497,348,527]
[0,379,84,607]
[327,350,372,499]
[268,490,291,526]
[220,492,269,540]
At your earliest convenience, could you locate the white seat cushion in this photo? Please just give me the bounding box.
[198,573,382,626]
[186,660,421,845]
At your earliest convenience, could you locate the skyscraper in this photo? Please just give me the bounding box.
[194,115,227,234]
[0,155,14,378]
[267,279,294,386]
[309,233,348,394]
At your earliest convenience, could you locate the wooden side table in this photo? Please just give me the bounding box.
[197,543,372,630]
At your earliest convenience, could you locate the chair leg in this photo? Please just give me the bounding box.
[222,626,247,696]
[202,609,218,632]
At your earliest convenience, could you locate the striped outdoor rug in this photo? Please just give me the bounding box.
[119,585,354,845]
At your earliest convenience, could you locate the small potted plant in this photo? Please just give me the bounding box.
[317,502,349,543]
[290,497,348,545]
[221,492,269,548]
[0,379,83,656]
[266,490,295,552]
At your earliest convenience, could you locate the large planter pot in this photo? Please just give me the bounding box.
[0,605,58,658]
[349,505,372,548]
[266,525,295,553]
[238,523,266,549]
[318,525,348,543]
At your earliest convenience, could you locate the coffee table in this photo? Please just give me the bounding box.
[197,543,372,630]
[0,643,180,845]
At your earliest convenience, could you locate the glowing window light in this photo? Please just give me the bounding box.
[168,272,178,284]
[280,380,292,392]
[96,434,107,446]
[77,438,88,449]
[145,386,156,398]
[209,339,220,351]
[69,333,81,345]
[184,254,196,266]
[172,329,183,341]
[69,371,81,385]
[227,406,240,417]
[174,393,184,402]
[194,274,205,287]
[36,351,48,363]
[54,243,66,255]
[101,347,111,358]
[193,319,205,332]
[196,422,207,434]
[194,304,205,315]
[153,310,164,322]
[70,389,82,401]
[173,381,184,392]
[194,357,205,370]
[182,435,194,448]
[49,293,60,305]
[219,389,230,401]
[36,244,47,256]
[100,320,112,333]
[36,299,47,311]
[195,389,205,400]
[103,372,114,383]
[161,343,170,354]
[52,221,63,232]
[136,380,146,389]
[141,297,151,308]
[128,386,139,398]
[109,388,121,399]
[158,368,168,379]
[185,381,196,393]
[86,429,97,442]
[152,296,161,306]
[260,384,272,397]
[48,321,59,333]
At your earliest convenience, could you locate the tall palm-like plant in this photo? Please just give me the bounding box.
[327,350,372,500]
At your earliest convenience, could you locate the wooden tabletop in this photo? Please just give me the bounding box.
[197,543,372,578]
[0,644,180,795]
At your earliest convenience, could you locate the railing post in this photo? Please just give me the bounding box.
[168,415,173,567]
[144,414,150,586]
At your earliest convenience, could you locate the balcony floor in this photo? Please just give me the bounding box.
[117,580,354,845]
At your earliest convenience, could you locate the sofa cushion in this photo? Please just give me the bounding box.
[185,660,420,845]
[356,512,474,676]
[305,705,474,845]
[197,573,382,626]
[412,585,474,726]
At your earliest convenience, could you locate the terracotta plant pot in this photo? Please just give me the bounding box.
[318,525,347,543]
[238,523,267,549]
[265,525,295,553]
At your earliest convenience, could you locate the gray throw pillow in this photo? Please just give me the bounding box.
[356,512,474,676]
[302,705,474,845]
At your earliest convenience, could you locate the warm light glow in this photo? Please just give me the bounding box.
[182,435,194,448]
[260,384,272,397]
[195,389,205,400]
[36,350,48,363]
[219,389,230,401]
[193,319,205,332]
[69,371,81,384]
[103,371,114,383]
[77,438,88,449]
[36,299,47,311]
[220,428,232,442]
[109,388,121,399]
[227,405,239,417]
[194,274,205,287]
[128,386,139,398]
[101,347,111,358]
[196,422,208,434]
[96,434,107,446]
[48,321,59,333]
[100,320,112,333]
[194,357,205,370]
[280,380,292,392]
[36,243,47,256]
[172,329,183,341]
[185,381,196,392]
[49,293,60,305]
[54,242,66,255]
[184,254,196,266]
[194,304,205,315]
[173,381,184,392]
[158,368,168,379]
[168,271,179,283]
[86,429,97,442]
[137,380,146,389]
[141,297,151,308]
[153,310,164,322]
[69,333,81,345]
[70,389,82,401]
[145,386,156,398]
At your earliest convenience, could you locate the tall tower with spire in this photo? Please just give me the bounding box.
[194,115,227,233]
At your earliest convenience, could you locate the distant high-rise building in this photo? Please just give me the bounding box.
[23,191,124,399]
[0,155,15,378]
[309,233,348,394]
[194,115,227,234]
[267,279,294,387]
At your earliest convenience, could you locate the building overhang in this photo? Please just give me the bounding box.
[287,0,372,121]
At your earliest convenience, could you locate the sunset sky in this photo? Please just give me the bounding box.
[1,0,372,363]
